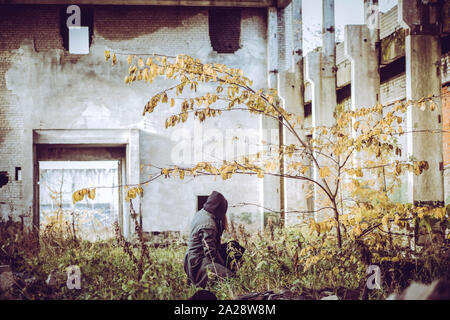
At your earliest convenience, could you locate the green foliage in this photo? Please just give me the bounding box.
[1,211,448,300]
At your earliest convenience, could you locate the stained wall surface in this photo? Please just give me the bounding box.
[0,5,269,232]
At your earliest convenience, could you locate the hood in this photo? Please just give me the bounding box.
[203,191,228,221]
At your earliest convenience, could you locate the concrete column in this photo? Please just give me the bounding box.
[305,0,337,221]
[322,0,336,62]
[344,24,380,118]
[399,0,444,206]
[313,0,337,129]
[306,51,336,129]
[125,128,140,239]
[344,24,381,190]
[279,0,308,225]
[364,0,380,41]
[262,6,281,228]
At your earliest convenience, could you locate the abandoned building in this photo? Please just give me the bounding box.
[0,0,449,239]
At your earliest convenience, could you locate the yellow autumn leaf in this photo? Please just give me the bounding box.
[162,92,168,103]
[355,167,363,177]
[127,188,136,200]
[88,188,96,200]
[127,55,133,65]
[104,50,110,61]
[381,214,389,226]
[430,101,436,111]
[300,166,309,175]
[319,167,331,178]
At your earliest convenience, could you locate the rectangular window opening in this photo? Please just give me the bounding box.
[209,8,241,54]
[15,167,22,181]
[60,5,93,54]
[39,160,119,241]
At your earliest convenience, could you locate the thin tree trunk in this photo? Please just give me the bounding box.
[333,202,342,248]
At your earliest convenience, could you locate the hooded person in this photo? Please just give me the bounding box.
[184,191,235,289]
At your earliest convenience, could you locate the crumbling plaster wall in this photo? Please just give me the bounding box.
[0,5,268,232]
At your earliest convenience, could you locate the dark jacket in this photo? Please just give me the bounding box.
[184,191,232,288]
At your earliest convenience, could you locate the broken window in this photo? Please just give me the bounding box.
[209,8,241,54]
[60,5,93,54]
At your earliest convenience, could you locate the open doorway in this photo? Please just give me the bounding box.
[39,161,120,241]
[34,143,127,241]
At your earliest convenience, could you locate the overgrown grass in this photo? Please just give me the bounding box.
[1,215,448,300]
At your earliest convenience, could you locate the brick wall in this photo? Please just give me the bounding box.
[380,73,406,105]
[336,41,347,65]
[0,4,268,230]
[0,5,64,220]
[380,5,399,39]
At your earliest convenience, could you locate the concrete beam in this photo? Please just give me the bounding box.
[0,0,291,7]
[33,129,130,145]
[399,0,444,206]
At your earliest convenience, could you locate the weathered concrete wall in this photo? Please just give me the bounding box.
[0,5,268,233]
[443,85,450,204]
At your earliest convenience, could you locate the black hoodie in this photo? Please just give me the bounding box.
[203,191,228,234]
[184,191,232,288]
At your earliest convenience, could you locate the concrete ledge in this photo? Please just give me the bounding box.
[33,129,130,145]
